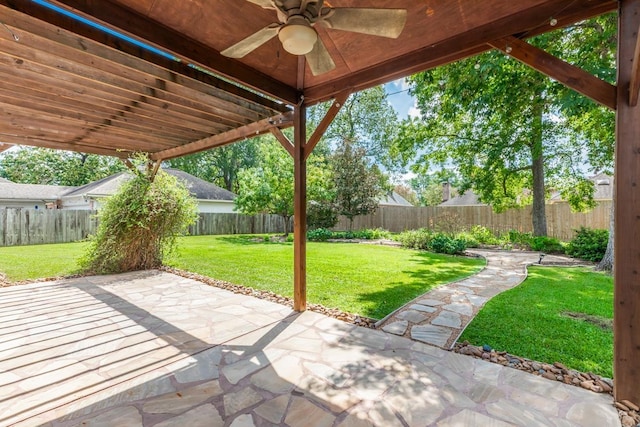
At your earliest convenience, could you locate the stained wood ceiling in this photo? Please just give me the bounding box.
[0,0,617,159]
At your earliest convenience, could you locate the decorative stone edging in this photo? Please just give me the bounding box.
[453,342,639,427]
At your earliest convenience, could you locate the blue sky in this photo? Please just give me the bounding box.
[385,79,420,120]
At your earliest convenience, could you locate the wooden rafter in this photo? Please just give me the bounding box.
[33,0,298,105]
[489,36,617,110]
[150,112,294,161]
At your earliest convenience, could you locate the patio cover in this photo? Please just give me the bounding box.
[0,0,637,405]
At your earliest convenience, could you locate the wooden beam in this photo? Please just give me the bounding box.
[305,91,350,160]
[489,36,616,110]
[0,133,131,157]
[0,142,13,153]
[630,23,640,106]
[614,0,640,407]
[293,104,307,312]
[270,127,294,157]
[26,0,298,105]
[304,1,617,105]
[150,112,294,161]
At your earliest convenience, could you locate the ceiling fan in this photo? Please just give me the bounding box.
[221,0,407,76]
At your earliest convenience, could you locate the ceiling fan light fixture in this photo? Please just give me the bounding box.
[278,17,317,55]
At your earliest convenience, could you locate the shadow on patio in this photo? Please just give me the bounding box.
[0,270,620,426]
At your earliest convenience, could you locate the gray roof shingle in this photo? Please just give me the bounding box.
[63,169,236,201]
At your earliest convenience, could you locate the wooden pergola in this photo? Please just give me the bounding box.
[0,0,637,405]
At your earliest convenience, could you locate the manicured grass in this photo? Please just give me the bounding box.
[460,266,613,377]
[168,235,484,319]
[0,235,484,319]
[0,242,87,281]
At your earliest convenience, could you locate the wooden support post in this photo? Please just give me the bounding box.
[630,23,640,106]
[293,103,307,312]
[614,0,640,406]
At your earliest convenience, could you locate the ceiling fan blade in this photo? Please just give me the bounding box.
[325,8,407,39]
[221,26,279,58]
[244,0,274,8]
[305,38,335,76]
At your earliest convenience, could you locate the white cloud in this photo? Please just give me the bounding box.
[408,102,421,119]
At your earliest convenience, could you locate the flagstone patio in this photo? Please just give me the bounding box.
[0,271,619,426]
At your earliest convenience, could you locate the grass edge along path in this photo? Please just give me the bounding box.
[460,266,613,378]
[168,235,485,319]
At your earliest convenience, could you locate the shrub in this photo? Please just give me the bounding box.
[307,228,333,241]
[397,228,432,250]
[80,169,198,274]
[455,231,480,248]
[307,202,338,230]
[566,227,608,262]
[470,225,499,245]
[506,230,533,247]
[529,236,565,254]
[429,233,467,255]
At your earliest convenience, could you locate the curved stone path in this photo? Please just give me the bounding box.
[377,249,588,349]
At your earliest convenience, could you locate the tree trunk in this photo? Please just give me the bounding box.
[597,198,614,271]
[530,107,547,237]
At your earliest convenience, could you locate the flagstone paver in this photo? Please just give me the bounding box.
[0,269,618,426]
[377,249,589,349]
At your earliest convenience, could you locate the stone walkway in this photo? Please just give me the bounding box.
[378,249,587,349]
[0,270,618,426]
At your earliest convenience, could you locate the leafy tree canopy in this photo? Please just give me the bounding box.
[308,86,400,169]
[166,139,260,193]
[0,147,126,186]
[390,14,616,235]
[234,136,331,236]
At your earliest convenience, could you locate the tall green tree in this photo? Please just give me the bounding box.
[234,136,331,236]
[331,140,383,229]
[392,14,616,236]
[0,147,126,186]
[308,86,399,168]
[166,139,260,193]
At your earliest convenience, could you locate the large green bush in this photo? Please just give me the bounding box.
[429,233,467,255]
[529,236,565,254]
[80,168,198,274]
[566,227,608,262]
[307,202,338,230]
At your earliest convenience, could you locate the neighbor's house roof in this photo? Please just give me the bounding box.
[63,169,236,201]
[379,191,413,207]
[0,182,75,202]
[549,173,614,202]
[440,191,485,207]
[441,173,614,207]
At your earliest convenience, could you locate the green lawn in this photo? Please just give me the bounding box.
[168,235,484,319]
[460,266,613,377]
[0,242,87,281]
[0,236,484,319]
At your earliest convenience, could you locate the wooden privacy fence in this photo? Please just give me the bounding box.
[0,209,289,247]
[1,202,610,246]
[334,201,612,241]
